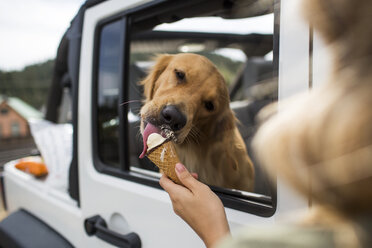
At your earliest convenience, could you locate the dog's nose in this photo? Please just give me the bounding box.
[160,105,187,131]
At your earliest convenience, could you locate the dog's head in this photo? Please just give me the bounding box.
[139,53,233,156]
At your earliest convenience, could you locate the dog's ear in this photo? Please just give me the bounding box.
[211,142,239,171]
[214,111,241,171]
[212,110,236,137]
[226,153,239,171]
[140,54,173,100]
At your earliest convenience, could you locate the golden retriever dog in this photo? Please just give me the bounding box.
[139,53,254,192]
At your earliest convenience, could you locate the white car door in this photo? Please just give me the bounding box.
[78,0,310,247]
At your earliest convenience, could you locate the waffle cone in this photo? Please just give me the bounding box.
[147,141,182,184]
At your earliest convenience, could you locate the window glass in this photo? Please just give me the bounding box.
[1,108,9,115]
[11,122,20,137]
[96,20,122,167]
[127,12,276,197]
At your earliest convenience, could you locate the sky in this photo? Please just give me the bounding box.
[0,0,85,71]
[0,0,273,71]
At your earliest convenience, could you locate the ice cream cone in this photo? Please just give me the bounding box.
[147,141,182,184]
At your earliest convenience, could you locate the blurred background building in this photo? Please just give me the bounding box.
[0,95,42,139]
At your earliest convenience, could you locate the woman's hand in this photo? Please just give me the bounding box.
[159,163,230,248]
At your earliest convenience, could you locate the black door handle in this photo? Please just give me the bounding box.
[84,215,141,248]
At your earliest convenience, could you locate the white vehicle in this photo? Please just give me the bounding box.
[0,0,331,247]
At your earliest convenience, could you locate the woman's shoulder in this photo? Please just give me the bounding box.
[217,224,337,248]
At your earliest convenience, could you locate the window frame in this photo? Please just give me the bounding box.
[1,108,9,115]
[94,18,125,168]
[92,0,280,217]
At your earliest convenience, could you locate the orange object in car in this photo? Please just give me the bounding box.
[15,161,48,177]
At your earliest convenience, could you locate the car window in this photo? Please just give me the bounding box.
[96,20,121,167]
[94,0,279,215]
[127,14,276,196]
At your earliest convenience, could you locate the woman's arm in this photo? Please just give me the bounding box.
[159,163,231,248]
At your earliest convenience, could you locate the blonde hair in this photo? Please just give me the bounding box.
[253,76,372,216]
[252,0,372,217]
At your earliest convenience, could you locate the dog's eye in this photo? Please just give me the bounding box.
[204,101,214,112]
[175,70,185,81]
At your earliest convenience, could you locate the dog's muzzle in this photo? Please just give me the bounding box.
[159,105,187,132]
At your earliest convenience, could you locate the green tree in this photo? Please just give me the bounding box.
[0,60,54,110]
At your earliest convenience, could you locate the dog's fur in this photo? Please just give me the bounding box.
[252,0,372,245]
[140,53,254,191]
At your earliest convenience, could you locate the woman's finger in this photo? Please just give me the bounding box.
[175,163,199,192]
[160,174,191,195]
[191,172,198,179]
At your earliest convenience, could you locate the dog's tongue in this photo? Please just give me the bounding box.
[139,123,161,159]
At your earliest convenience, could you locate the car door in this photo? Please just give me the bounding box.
[78,0,311,247]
